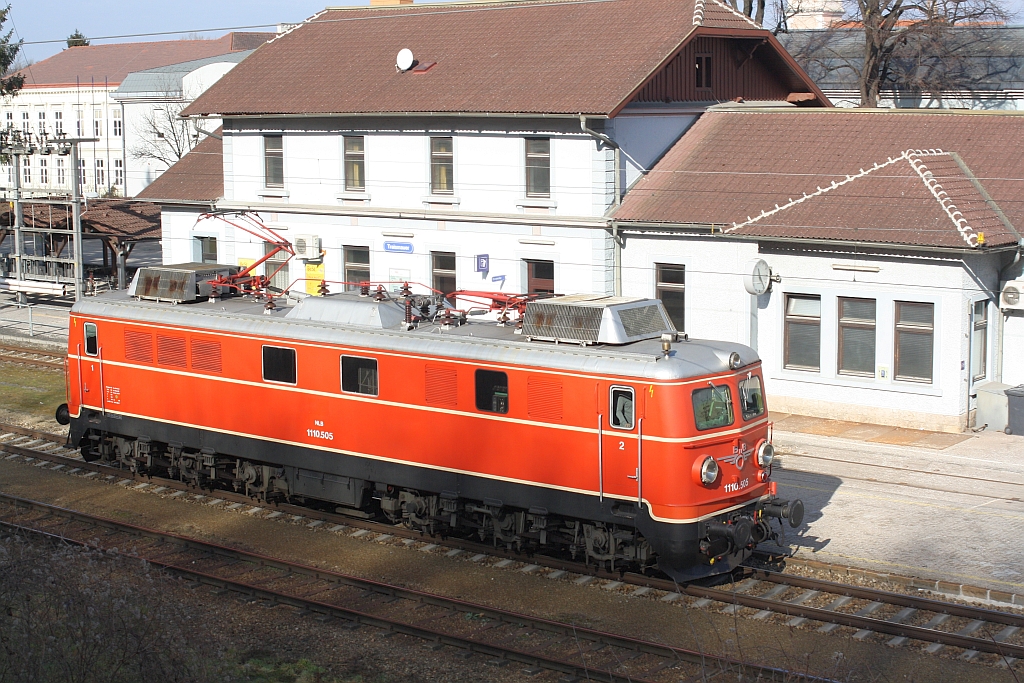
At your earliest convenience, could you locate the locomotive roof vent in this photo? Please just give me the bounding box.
[522,295,676,345]
[285,294,406,329]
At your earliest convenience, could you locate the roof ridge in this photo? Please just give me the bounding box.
[693,0,706,25]
[908,154,980,248]
[723,148,986,248]
[705,0,761,29]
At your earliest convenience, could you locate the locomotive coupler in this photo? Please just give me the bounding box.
[761,497,805,528]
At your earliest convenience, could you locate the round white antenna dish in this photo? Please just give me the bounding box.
[396,48,414,72]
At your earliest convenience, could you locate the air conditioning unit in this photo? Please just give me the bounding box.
[1001,281,1024,311]
[293,235,321,260]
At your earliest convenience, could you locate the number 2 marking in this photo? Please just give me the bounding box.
[618,441,625,450]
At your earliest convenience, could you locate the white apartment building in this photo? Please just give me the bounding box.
[0,33,271,199]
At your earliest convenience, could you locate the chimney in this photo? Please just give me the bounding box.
[370,0,413,5]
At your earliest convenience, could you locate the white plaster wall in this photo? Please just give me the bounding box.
[609,114,698,189]
[1005,312,1024,387]
[620,235,1010,430]
[223,121,608,217]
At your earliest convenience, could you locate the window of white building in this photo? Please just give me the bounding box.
[54,111,63,136]
[112,110,122,137]
[655,263,685,331]
[784,294,821,371]
[894,301,934,383]
[75,110,84,137]
[37,111,45,135]
[344,246,370,291]
[344,136,364,191]
[525,138,550,198]
[264,135,283,188]
[38,158,47,185]
[93,110,103,138]
[972,300,987,381]
[114,159,124,186]
[837,297,876,376]
[21,157,30,185]
[55,158,65,186]
[20,110,29,134]
[430,137,453,194]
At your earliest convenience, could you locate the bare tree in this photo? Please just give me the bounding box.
[784,0,1011,107]
[727,0,768,27]
[130,101,198,169]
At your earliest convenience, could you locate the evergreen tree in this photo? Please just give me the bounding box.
[67,28,89,48]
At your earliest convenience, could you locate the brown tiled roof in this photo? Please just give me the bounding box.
[614,109,1024,250]
[135,132,223,204]
[1,200,160,241]
[18,33,271,88]
[185,0,819,117]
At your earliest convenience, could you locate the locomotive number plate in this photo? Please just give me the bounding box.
[307,428,334,441]
[724,478,749,493]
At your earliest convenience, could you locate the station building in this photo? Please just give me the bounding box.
[139,0,1024,432]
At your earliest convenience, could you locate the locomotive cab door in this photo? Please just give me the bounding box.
[600,384,641,508]
[78,322,102,410]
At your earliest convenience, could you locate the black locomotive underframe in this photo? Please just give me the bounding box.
[71,410,763,581]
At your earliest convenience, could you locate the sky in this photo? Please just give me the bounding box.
[7,0,1024,66]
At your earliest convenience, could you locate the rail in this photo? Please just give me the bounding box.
[2,421,1023,665]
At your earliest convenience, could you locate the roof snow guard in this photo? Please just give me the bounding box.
[522,295,676,345]
[723,149,985,248]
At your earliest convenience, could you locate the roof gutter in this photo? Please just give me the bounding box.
[181,110,609,121]
[615,220,1020,255]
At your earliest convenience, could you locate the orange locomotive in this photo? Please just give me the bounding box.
[60,279,802,581]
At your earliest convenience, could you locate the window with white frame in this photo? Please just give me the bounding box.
[112,110,122,136]
[37,111,45,135]
[77,158,86,186]
[114,159,123,186]
[972,300,987,381]
[38,158,47,185]
[430,137,453,194]
[93,110,102,137]
[21,157,30,185]
[837,297,876,376]
[784,294,821,371]
[894,301,934,383]
[264,135,283,188]
[344,136,364,191]
[655,263,685,331]
[95,159,105,188]
[5,111,12,128]
[525,138,550,198]
[55,158,65,186]
[53,111,63,135]
[75,110,83,137]
[20,110,29,134]
[343,246,370,291]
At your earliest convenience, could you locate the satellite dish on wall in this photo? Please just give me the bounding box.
[396,48,415,72]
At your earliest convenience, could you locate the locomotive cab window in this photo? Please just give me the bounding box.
[609,386,635,430]
[692,383,734,430]
[341,356,378,396]
[475,370,509,414]
[84,322,98,356]
[738,376,765,420]
[262,346,297,384]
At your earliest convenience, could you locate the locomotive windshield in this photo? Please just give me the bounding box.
[738,376,765,420]
[692,384,734,430]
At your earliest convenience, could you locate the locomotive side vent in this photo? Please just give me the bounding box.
[522,295,675,345]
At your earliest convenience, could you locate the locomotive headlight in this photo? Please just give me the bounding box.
[756,440,775,468]
[728,352,742,370]
[699,456,719,485]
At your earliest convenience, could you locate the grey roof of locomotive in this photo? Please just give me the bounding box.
[72,291,759,382]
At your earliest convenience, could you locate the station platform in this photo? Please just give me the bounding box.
[770,412,975,449]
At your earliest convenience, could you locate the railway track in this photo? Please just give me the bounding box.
[0,343,64,369]
[0,492,811,683]
[2,421,1023,670]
